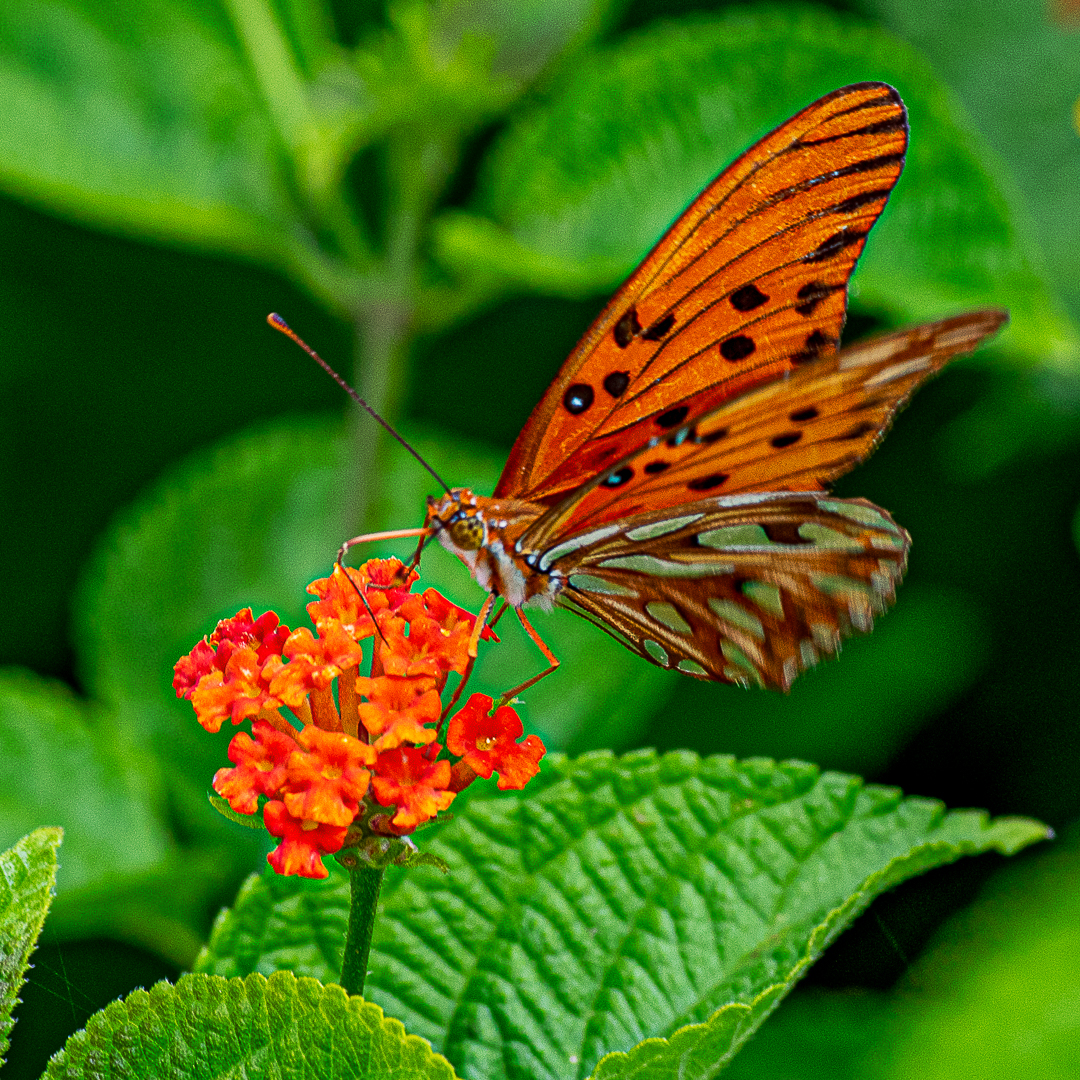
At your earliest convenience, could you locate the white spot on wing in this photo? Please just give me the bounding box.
[539,524,623,571]
[626,513,704,542]
[864,356,932,387]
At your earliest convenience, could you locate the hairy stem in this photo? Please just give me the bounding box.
[340,862,386,997]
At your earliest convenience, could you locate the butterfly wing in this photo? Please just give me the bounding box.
[550,493,909,690]
[495,82,908,503]
[521,309,1007,547]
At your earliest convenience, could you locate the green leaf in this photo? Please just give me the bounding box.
[0,669,168,898]
[195,750,1047,1079]
[867,0,1080,327]
[0,827,61,1066]
[0,0,290,261]
[426,0,624,85]
[444,4,1075,367]
[43,970,458,1080]
[868,824,1080,1080]
[0,669,227,963]
[195,863,351,982]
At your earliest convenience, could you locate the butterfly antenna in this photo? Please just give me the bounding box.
[268,313,453,495]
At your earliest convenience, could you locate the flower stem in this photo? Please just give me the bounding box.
[340,861,386,997]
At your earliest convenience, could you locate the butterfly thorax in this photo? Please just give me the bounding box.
[425,488,558,611]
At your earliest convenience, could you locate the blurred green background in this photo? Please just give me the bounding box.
[1,0,1078,1076]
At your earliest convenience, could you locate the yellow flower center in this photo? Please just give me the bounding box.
[476,735,497,751]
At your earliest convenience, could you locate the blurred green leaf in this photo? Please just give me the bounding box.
[870,826,1080,1080]
[195,862,351,981]
[196,749,1047,1080]
[44,971,459,1080]
[867,0,1080,326]
[0,0,294,260]
[0,671,223,962]
[439,4,1076,366]
[0,669,167,896]
[427,0,625,85]
[723,986,889,1080]
[655,585,990,775]
[0,827,61,1066]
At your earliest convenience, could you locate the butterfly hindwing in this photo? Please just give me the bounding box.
[495,83,908,505]
[550,493,910,690]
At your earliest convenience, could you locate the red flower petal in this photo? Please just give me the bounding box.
[213,719,299,814]
[282,725,375,826]
[263,799,348,879]
[446,693,546,789]
[370,746,454,830]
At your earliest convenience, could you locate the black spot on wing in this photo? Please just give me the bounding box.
[687,472,728,491]
[642,312,676,341]
[720,335,755,362]
[789,406,819,422]
[795,280,842,316]
[614,307,641,348]
[603,466,633,488]
[644,460,670,474]
[804,227,868,263]
[836,420,878,440]
[730,284,769,312]
[791,329,835,365]
[656,405,689,429]
[603,371,630,397]
[698,427,728,444]
[563,384,594,415]
[771,432,803,448]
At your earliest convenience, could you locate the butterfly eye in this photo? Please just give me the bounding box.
[449,515,485,551]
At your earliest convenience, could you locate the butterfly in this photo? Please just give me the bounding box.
[322,82,1006,694]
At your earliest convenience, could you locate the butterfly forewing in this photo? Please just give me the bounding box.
[520,309,1007,545]
[550,494,909,690]
[416,84,1007,695]
[495,83,908,505]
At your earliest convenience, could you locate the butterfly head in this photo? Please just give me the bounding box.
[425,488,486,553]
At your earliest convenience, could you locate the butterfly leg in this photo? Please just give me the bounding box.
[496,609,560,705]
[438,593,496,727]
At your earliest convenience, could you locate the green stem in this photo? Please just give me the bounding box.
[340,862,386,997]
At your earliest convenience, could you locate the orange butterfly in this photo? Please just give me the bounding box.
[282,83,1006,695]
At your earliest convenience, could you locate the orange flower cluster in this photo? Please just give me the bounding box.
[173,559,545,878]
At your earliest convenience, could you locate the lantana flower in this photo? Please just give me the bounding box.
[174,559,544,878]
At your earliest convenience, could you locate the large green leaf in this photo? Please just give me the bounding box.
[43,971,458,1080]
[727,828,1080,1079]
[196,749,1047,1079]
[437,4,1075,366]
[0,0,293,259]
[0,827,61,1066]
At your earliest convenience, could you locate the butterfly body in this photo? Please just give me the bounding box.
[426,489,561,611]
[406,83,1009,692]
